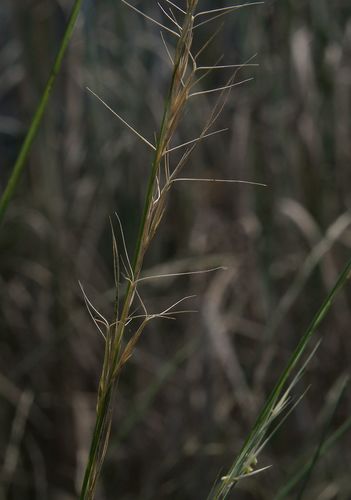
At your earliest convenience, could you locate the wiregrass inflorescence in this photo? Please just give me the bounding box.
[79,1,263,497]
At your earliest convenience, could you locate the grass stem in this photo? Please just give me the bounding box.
[0,0,84,226]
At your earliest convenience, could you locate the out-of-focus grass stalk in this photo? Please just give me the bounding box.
[295,375,349,500]
[274,412,351,499]
[0,0,84,226]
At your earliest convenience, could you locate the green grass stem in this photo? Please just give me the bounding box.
[0,0,84,226]
[210,257,351,499]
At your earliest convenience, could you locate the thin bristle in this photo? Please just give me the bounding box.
[86,87,156,151]
[121,0,180,37]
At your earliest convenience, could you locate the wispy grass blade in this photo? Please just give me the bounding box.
[209,257,351,499]
[0,0,84,226]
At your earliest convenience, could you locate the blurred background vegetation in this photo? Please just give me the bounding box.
[0,0,350,499]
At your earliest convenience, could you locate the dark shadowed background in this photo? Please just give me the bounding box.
[1,0,351,499]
